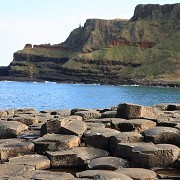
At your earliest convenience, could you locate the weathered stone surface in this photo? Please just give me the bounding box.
[110,142,151,159]
[101,111,116,118]
[33,133,80,154]
[74,110,101,120]
[0,120,28,138]
[8,114,39,126]
[85,118,111,128]
[46,147,108,168]
[0,110,8,118]
[116,168,157,180]
[84,127,120,150]
[86,122,105,130]
[158,120,180,128]
[76,170,132,180]
[117,119,156,132]
[14,108,36,114]
[116,103,159,119]
[155,168,180,179]
[110,132,144,156]
[142,126,180,146]
[29,170,74,180]
[0,138,34,161]
[9,154,50,170]
[131,143,180,168]
[111,118,127,129]
[0,163,35,178]
[61,119,87,136]
[88,156,130,170]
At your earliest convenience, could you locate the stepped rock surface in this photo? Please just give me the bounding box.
[0,102,179,179]
[0,3,179,86]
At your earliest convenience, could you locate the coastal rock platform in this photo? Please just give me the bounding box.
[0,103,179,179]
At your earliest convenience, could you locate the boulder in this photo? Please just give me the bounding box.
[116,168,157,180]
[28,170,74,180]
[33,133,80,154]
[110,142,151,159]
[46,147,108,168]
[76,170,132,180]
[74,110,101,120]
[110,132,144,156]
[84,127,120,150]
[111,118,127,129]
[155,169,180,179]
[117,119,156,132]
[86,122,105,129]
[0,110,8,118]
[9,154,50,170]
[142,126,180,146]
[101,111,117,118]
[131,143,180,168]
[88,156,130,170]
[8,114,39,126]
[0,138,34,161]
[116,103,159,119]
[85,118,111,128]
[14,108,36,114]
[61,119,87,136]
[0,163,35,178]
[0,120,28,139]
[167,103,180,111]
[49,109,71,116]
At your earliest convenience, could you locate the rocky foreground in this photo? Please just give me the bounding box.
[0,103,180,179]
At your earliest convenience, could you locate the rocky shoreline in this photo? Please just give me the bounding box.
[0,102,179,179]
[0,76,180,88]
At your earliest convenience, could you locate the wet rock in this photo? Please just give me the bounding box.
[116,168,157,180]
[61,119,87,136]
[46,147,108,168]
[8,114,39,126]
[74,110,101,120]
[0,120,28,139]
[110,132,144,156]
[116,103,159,119]
[142,126,180,146]
[131,143,180,169]
[88,156,130,170]
[84,127,120,150]
[76,170,132,180]
[0,138,34,161]
[18,129,40,140]
[116,119,156,132]
[9,154,50,170]
[0,163,35,178]
[28,170,74,180]
[33,133,80,154]
[101,111,117,118]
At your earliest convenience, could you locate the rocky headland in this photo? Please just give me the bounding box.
[0,102,180,179]
[0,3,180,87]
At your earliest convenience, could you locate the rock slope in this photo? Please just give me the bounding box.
[1,3,180,86]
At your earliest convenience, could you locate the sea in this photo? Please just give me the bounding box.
[0,81,179,111]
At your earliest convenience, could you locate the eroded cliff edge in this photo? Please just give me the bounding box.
[1,3,180,86]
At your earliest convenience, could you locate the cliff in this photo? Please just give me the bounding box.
[4,3,180,86]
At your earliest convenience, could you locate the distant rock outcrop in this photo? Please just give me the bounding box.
[2,3,180,86]
[130,3,180,21]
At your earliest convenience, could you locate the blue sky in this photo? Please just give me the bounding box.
[0,0,178,66]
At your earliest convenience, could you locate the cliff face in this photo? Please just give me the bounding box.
[130,3,180,21]
[6,3,180,85]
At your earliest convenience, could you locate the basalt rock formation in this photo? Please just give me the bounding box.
[2,3,180,86]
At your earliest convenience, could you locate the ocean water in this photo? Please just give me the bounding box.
[0,81,179,110]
